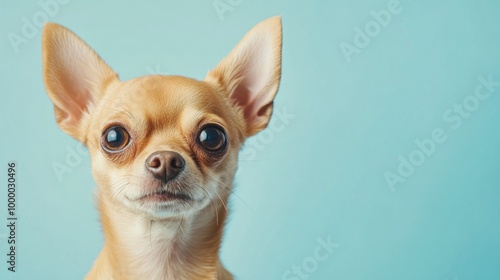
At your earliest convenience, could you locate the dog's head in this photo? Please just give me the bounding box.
[42,18,282,219]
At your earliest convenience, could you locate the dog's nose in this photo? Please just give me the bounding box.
[145,151,185,183]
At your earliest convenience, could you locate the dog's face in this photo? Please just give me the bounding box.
[42,18,282,219]
[86,76,244,218]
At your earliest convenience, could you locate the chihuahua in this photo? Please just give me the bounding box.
[42,17,282,280]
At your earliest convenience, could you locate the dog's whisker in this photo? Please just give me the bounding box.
[225,187,254,213]
[208,176,254,213]
[111,183,128,199]
[214,191,228,213]
[214,200,219,226]
[194,184,219,225]
[149,219,153,248]
[177,216,185,235]
[98,98,136,121]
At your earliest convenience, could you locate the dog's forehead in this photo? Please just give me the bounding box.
[120,75,217,108]
[105,75,226,126]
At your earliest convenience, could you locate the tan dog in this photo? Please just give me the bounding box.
[42,17,282,280]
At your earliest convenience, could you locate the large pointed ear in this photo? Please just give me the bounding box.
[205,16,282,137]
[42,23,118,142]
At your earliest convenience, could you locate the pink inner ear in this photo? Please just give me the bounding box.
[229,38,274,125]
[59,73,93,122]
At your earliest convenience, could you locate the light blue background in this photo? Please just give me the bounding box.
[1,0,500,279]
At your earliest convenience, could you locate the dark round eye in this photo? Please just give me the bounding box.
[198,125,227,152]
[101,126,130,152]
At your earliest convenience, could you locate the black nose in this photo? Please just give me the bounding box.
[145,151,185,183]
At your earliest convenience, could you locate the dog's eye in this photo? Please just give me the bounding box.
[198,125,227,152]
[102,126,130,152]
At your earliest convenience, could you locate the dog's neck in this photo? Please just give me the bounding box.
[86,190,232,280]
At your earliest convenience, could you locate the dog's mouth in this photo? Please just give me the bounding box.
[139,189,192,202]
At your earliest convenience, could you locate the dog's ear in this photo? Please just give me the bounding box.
[42,23,118,142]
[205,16,282,137]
